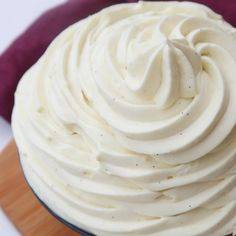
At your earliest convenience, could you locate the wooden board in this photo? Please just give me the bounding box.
[0,140,79,236]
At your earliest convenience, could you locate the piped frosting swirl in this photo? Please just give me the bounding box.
[13,1,236,235]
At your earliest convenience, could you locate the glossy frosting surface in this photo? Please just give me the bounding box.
[13,1,236,235]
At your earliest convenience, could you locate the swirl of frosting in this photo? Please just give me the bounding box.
[13,1,236,236]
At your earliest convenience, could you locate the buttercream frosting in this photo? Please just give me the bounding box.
[12,1,236,235]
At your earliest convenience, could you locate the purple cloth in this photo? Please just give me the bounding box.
[0,0,236,122]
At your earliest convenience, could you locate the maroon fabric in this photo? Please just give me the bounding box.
[0,0,236,122]
[187,0,236,25]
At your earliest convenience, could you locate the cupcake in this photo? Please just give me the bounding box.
[12,1,236,235]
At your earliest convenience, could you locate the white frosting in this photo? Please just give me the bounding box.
[12,1,236,235]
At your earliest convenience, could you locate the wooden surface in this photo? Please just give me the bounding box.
[0,140,79,236]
